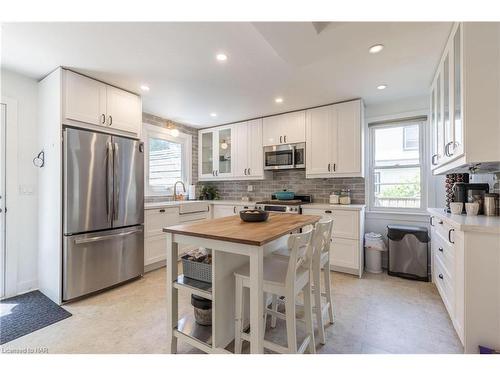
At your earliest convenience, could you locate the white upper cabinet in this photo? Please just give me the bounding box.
[306,100,363,178]
[64,70,107,126]
[63,70,142,137]
[234,119,264,179]
[198,125,235,180]
[431,23,500,174]
[106,85,142,134]
[263,111,305,146]
[200,119,263,181]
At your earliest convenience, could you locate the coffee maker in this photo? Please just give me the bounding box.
[453,182,490,214]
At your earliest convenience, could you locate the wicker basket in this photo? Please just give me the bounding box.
[181,255,212,283]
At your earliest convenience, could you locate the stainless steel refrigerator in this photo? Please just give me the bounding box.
[63,127,144,301]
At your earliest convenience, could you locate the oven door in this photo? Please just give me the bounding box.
[264,144,295,170]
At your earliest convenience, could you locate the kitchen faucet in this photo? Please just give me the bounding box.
[174,181,186,201]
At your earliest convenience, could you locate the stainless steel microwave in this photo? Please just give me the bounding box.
[263,142,305,170]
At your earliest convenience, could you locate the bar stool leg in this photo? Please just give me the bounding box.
[285,293,297,353]
[323,266,334,324]
[313,268,326,344]
[270,294,278,328]
[303,281,316,354]
[234,277,244,354]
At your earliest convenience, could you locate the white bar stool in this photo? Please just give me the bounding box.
[233,227,315,354]
[271,218,334,345]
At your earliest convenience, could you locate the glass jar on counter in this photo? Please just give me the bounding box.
[339,189,351,205]
[329,191,340,204]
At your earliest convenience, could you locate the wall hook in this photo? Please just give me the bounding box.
[33,150,45,168]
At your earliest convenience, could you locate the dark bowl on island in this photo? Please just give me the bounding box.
[239,209,269,222]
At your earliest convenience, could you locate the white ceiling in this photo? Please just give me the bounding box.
[1,22,451,127]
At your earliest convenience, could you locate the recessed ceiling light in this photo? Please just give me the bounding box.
[140,84,150,92]
[275,97,283,103]
[170,128,179,137]
[210,113,217,117]
[216,53,227,62]
[377,84,387,90]
[369,44,384,54]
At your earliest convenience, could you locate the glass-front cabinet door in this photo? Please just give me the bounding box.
[199,129,215,179]
[436,73,444,165]
[443,51,452,160]
[452,24,464,159]
[430,82,439,168]
[215,125,234,177]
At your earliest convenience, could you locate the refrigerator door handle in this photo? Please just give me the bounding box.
[113,142,119,221]
[74,228,143,245]
[106,142,113,223]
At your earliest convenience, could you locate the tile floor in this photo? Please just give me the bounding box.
[0,267,463,354]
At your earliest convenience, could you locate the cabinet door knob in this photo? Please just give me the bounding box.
[438,274,444,280]
[438,247,443,252]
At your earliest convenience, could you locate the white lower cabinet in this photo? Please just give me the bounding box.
[301,206,365,277]
[429,209,500,353]
[144,207,180,269]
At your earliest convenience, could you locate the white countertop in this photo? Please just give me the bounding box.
[301,203,365,211]
[428,208,500,234]
[144,199,256,210]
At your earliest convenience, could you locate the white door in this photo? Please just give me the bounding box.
[247,119,264,178]
[263,115,284,146]
[199,129,216,179]
[0,104,5,297]
[234,121,249,178]
[334,100,361,175]
[330,238,359,269]
[282,111,306,144]
[214,125,234,178]
[106,86,142,135]
[306,106,333,176]
[64,70,107,126]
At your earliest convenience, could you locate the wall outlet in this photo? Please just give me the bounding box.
[247,185,254,192]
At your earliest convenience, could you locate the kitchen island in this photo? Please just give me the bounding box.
[163,213,321,354]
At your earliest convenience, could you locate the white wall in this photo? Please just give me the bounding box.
[1,69,39,295]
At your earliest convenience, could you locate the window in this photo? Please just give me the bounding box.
[144,124,192,196]
[369,119,426,211]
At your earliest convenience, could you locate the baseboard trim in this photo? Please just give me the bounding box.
[144,260,166,273]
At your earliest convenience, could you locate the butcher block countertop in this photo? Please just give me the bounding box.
[163,212,321,246]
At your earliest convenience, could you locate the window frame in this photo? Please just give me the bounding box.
[368,119,427,213]
[143,123,192,197]
[403,125,419,151]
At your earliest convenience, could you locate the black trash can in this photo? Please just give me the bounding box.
[387,225,430,281]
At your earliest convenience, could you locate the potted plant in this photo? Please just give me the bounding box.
[199,185,220,200]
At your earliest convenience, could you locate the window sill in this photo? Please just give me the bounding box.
[365,210,429,222]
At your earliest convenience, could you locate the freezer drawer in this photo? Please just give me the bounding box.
[63,225,144,301]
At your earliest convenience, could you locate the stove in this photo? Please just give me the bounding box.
[256,194,312,214]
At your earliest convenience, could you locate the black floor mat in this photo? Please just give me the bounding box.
[1,290,72,345]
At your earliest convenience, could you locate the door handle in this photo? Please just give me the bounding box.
[279,136,282,143]
[233,206,236,214]
[325,210,332,214]
[448,228,455,244]
[248,168,251,175]
[216,170,218,176]
[284,135,287,143]
[106,142,113,223]
[109,115,113,126]
[429,216,434,226]
[328,163,331,172]
[74,228,143,245]
[101,114,106,124]
[159,209,165,213]
[333,163,336,172]
[113,142,119,221]
[438,274,443,280]
[244,168,247,175]
[444,141,454,157]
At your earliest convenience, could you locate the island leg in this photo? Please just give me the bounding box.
[166,233,178,354]
[249,246,264,354]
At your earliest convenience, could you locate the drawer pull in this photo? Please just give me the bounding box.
[325,210,332,214]
[159,209,165,213]
[438,274,444,280]
[438,220,443,225]
[448,229,455,244]
[438,247,443,253]
[429,216,434,226]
